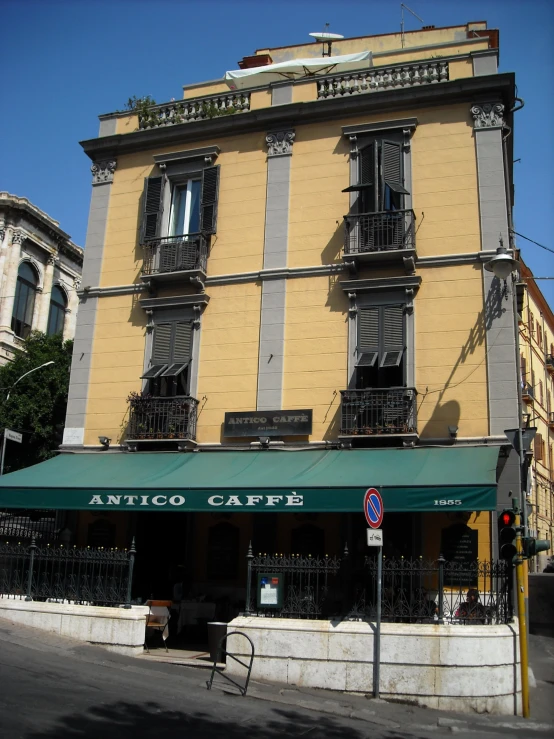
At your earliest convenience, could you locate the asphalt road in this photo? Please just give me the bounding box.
[0,618,552,739]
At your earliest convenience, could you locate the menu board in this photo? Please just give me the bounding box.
[441,524,478,587]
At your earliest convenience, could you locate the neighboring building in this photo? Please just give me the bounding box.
[519,261,554,572]
[0,20,531,710]
[0,193,83,363]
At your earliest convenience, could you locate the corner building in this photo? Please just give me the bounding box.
[1,23,521,602]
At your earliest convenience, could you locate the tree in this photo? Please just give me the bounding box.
[0,332,72,473]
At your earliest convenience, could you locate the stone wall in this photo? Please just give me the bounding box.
[0,598,148,656]
[226,616,522,715]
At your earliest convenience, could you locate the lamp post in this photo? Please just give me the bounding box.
[484,242,530,717]
[0,360,55,476]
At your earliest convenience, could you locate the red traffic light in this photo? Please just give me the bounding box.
[499,510,515,527]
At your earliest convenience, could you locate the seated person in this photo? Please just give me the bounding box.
[455,588,488,623]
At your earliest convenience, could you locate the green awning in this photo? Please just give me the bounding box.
[0,447,498,513]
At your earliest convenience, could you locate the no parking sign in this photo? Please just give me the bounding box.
[363,488,384,529]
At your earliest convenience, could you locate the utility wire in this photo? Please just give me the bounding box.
[511,229,554,256]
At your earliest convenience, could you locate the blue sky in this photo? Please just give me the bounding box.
[2,0,553,303]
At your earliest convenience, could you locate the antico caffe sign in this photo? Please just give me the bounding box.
[223,409,312,438]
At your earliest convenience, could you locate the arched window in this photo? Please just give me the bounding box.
[47,285,67,336]
[11,262,38,339]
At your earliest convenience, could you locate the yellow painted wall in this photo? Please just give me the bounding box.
[196,281,262,443]
[283,276,348,440]
[84,293,147,446]
[98,131,267,289]
[416,264,488,439]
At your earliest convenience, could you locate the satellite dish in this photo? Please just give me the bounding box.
[309,31,345,57]
[309,32,345,42]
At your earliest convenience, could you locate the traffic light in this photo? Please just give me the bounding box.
[522,537,551,559]
[498,509,517,561]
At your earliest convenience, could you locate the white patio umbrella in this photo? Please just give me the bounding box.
[225,51,372,91]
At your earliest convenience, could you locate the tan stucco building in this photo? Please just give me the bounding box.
[0,20,527,591]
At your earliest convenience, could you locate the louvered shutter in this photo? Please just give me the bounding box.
[140,176,165,242]
[359,142,378,213]
[152,323,172,364]
[200,165,220,234]
[358,306,379,367]
[380,305,405,367]
[380,140,408,209]
[171,321,192,363]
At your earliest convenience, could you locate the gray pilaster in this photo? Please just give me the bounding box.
[63,161,115,446]
[271,83,293,106]
[256,127,294,411]
[472,102,518,436]
[472,51,498,77]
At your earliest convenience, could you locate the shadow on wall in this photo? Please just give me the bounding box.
[419,399,461,440]
[418,270,507,435]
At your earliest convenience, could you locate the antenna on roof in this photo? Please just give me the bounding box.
[309,23,344,57]
[400,4,424,49]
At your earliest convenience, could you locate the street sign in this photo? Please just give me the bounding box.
[364,488,384,529]
[367,528,383,547]
[4,429,22,444]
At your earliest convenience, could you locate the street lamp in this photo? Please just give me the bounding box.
[485,243,532,717]
[5,361,55,401]
[1,361,55,476]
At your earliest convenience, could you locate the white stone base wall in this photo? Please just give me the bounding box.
[227,617,522,715]
[0,597,149,656]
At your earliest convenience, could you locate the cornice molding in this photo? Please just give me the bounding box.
[340,275,422,294]
[80,73,515,161]
[140,294,210,310]
[153,145,220,168]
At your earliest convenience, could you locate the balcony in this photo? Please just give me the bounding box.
[547,355,554,376]
[317,60,448,99]
[340,387,417,437]
[141,234,207,286]
[343,210,416,267]
[138,92,251,130]
[127,395,198,442]
[522,382,535,403]
[548,412,554,430]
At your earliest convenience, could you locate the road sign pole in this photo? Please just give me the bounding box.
[0,431,7,477]
[373,546,382,699]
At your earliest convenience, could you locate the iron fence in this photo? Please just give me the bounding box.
[0,510,58,543]
[244,548,513,625]
[340,388,417,436]
[142,234,208,276]
[127,395,198,441]
[344,210,415,255]
[0,536,136,608]
[245,546,344,619]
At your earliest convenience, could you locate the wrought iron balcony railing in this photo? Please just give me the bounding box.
[127,395,198,441]
[142,234,208,277]
[344,210,415,256]
[546,355,554,374]
[138,92,251,130]
[522,382,535,402]
[340,387,417,436]
[317,60,448,99]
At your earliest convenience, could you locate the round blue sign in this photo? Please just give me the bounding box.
[364,488,384,529]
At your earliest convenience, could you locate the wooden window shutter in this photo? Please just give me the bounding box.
[359,142,378,212]
[172,322,192,363]
[381,305,404,367]
[535,433,544,461]
[358,307,379,366]
[381,140,403,186]
[140,176,165,242]
[152,323,172,364]
[200,165,220,234]
[521,355,527,380]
